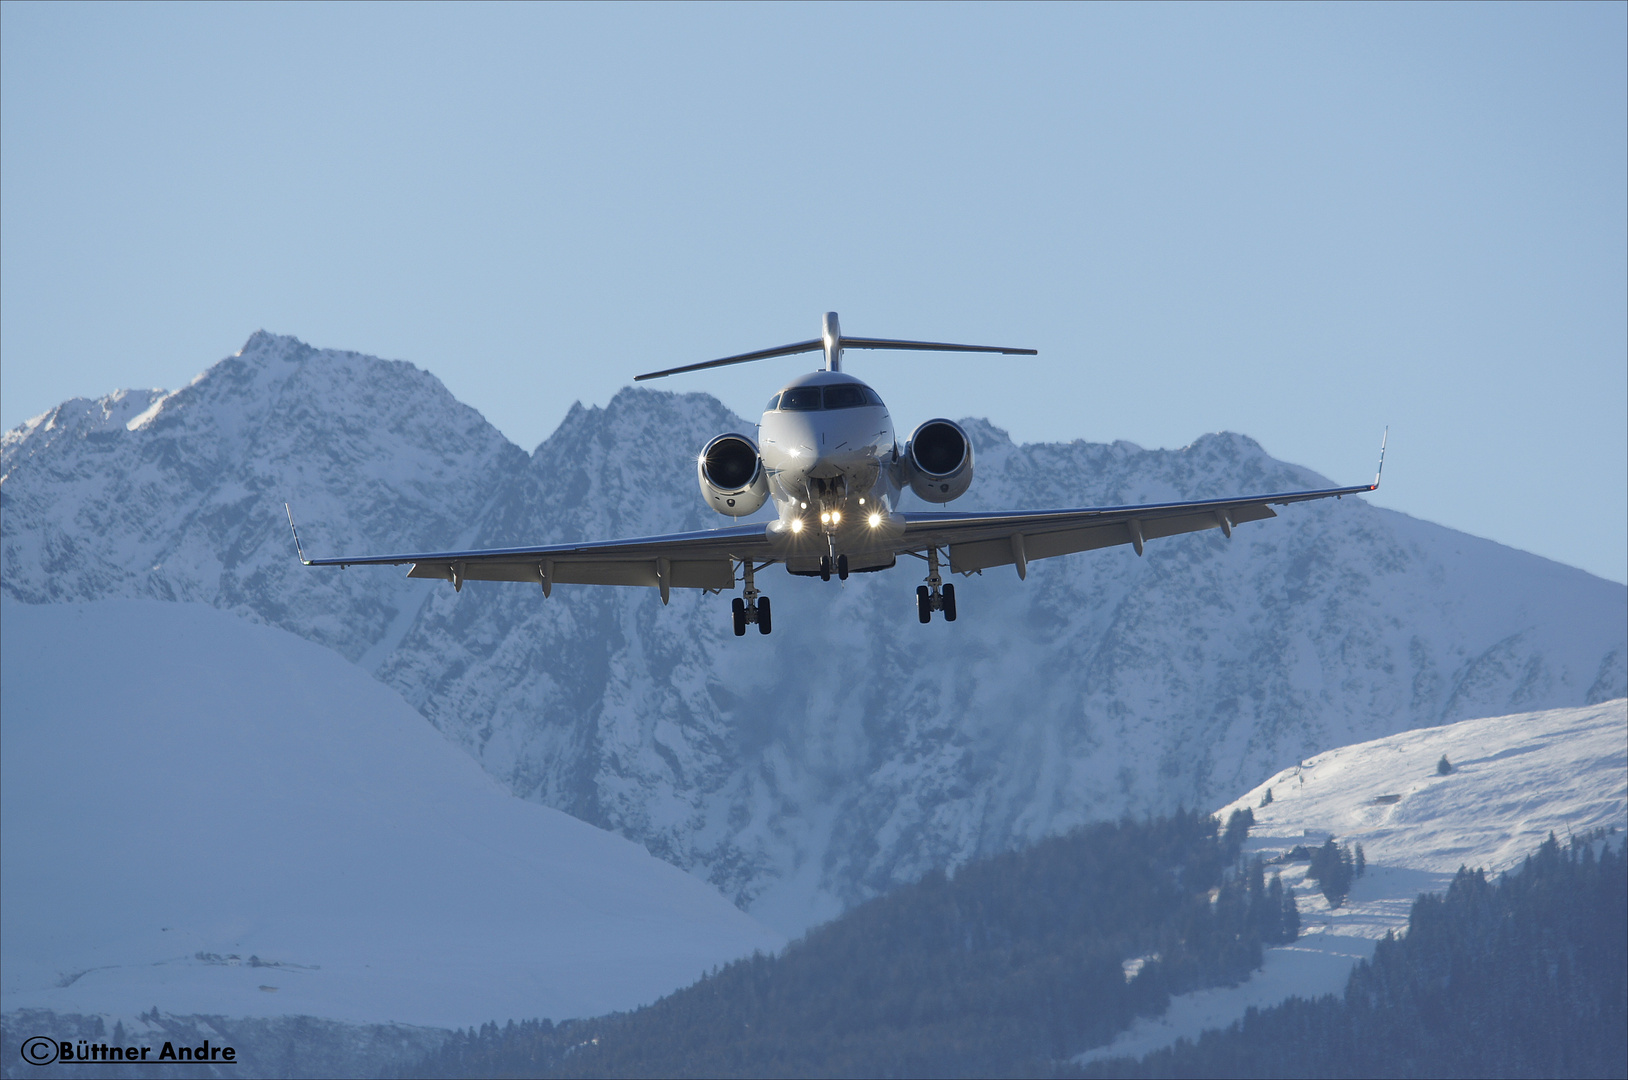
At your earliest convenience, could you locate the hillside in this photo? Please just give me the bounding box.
[394,700,1628,1078]
[1078,698,1627,1066]
[1080,836,1626,1079]
[0,599,783,1030]
[4,332,1624,928]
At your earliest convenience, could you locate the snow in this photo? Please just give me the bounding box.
[4,330,1624,930]
[1077,697,1628,1066]
[0,598,784,1030]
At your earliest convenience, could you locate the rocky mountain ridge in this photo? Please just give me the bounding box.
[4,332,1622,930]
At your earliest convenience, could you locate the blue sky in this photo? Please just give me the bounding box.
[3,2,1624,583]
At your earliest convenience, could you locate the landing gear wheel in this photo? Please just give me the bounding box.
[819,556,832,583]
[942,582,957,622]
[756,596,772,635]
[731,597,747,637]
[837,554,849,581]
[917,585,932,624]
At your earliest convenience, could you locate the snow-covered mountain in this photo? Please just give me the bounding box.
[4,332,1624,931]
[1079,697,1628,1066]
[0,598,783,1029]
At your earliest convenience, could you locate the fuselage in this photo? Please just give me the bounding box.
[757,370,906,573]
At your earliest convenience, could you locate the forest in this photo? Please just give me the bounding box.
[1078,833,1626,1079]
[403,809,1295,1078]
[402,824,1624,1079]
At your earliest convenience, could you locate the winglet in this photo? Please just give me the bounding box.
[285,503,311,565]
[1372,427,1388,490]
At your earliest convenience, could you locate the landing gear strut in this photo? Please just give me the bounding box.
[916,547,957,623]
[732,561,772,636]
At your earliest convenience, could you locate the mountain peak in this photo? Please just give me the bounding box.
[237,329,311,361]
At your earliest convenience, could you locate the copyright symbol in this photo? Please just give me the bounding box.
[20,1037,59,1065]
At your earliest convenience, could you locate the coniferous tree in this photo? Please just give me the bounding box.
[1307,838,1355,907]
[1280,877,1301,941]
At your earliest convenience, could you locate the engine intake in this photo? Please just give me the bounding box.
[698,433,770,517]
[904,419,973,502]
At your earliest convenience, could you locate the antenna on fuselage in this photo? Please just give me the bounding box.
[633,312,1036,381]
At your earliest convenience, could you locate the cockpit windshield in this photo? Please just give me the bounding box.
[779,387,823,410]
[823,384,882,409]
[764,393,781,412]
[773,384,884,411]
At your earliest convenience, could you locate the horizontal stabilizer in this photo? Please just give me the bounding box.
[839,337,1036,356]
[636,312,1037,380]
[635,339,822,381]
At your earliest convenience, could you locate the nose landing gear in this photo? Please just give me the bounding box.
[732,561,772,636]
[916,547,957,623]
[820,554,850,582]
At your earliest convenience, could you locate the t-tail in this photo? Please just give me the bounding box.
[635,312,1037,381]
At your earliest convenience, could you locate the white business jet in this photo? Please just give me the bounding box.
[290,313,1383,636]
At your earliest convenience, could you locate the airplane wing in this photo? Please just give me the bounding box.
[287,509,775,601]
[289,436,1385,592]
[902,479,1377,578]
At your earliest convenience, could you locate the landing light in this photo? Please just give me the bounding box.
[820,512,830,523]
[790,518,804,533]
[830,511,841,525]
[868,512,882,527]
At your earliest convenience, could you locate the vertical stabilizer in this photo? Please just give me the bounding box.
[822,312,843,371]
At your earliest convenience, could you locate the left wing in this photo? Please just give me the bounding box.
[903,480,1375,579]
[909,431,1386,577]
[287,508,773,602]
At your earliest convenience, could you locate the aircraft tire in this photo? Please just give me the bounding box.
[943,582,957,622]
[917,585,932,624]
[819,556,831,583]
[757,596,772,635]
[837,554,849,581]
[732,597,747,637]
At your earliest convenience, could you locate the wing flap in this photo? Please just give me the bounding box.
[408,558,734,591]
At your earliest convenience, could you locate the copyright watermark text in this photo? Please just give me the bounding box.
[20,1036,237,1066]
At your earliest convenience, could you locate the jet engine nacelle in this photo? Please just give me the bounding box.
[903,418,974,503]
[698,433,770,517]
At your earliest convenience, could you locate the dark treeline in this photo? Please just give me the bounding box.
[1079,833,1627,1079]
[401,809,1297,1079]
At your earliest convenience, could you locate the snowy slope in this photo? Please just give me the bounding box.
[0,331,527,666]
[4,332,1624,931]
[0,599,783,1029]
[1078,698,1628,1066]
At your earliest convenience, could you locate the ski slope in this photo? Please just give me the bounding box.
[0,599,784,1029]
[1079,698,1628,1066]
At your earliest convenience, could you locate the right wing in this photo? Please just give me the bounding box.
[287,507,772,599]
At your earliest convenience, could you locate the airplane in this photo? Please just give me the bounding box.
[289,312,1384,636]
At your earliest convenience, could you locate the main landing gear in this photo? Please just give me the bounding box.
[731,561,771,636]
[916,547,956,623]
